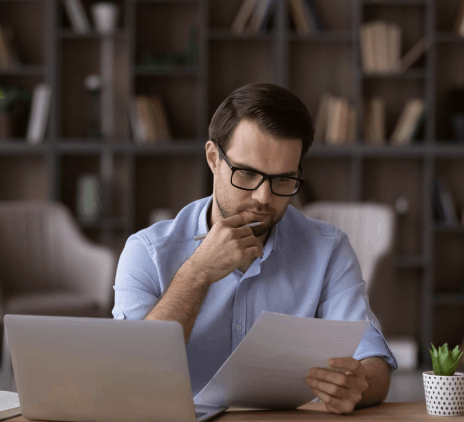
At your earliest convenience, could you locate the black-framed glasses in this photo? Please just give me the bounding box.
[214,142,305,197]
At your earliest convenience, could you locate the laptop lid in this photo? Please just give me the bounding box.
[4,314,226,422]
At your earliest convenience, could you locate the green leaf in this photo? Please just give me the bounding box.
[430,343,463,376]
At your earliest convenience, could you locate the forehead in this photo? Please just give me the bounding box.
[226,119,301,171]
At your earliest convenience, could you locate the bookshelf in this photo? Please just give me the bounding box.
[0,0,464,370]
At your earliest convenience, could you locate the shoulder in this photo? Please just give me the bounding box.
[128,196,209,251]
[280,204,342,241]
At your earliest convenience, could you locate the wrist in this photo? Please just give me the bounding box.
[182,257,213,287]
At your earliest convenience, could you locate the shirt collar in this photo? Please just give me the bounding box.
[198,195,277,257]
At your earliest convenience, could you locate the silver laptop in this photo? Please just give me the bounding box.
[4,314,228,422]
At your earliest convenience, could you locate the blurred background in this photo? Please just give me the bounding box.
[0,0,464,399]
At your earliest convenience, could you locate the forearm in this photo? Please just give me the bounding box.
[144,260,211,345]
[355,357,391,409]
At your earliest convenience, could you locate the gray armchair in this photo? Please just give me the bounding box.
[0,201,117,391]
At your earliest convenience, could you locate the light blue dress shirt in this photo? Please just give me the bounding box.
[113,195,398,397]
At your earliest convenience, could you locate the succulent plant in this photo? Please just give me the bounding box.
[429,343,463,376]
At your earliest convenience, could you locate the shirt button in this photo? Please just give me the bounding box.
[235,325,242,331]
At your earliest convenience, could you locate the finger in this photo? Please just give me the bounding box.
[308,386,353,415]
[234,225,256,238]
[223,212,257,228]
[329,358,362,376]
[306,376,349,400]
[310,368,350,388]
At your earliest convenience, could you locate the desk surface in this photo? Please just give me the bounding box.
[10,402,442,422]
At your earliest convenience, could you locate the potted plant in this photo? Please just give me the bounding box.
[423,343,464,417]
[0,85,31,140]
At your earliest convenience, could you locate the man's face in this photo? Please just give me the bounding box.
[211,119,302,239]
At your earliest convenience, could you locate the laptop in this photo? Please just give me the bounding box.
[4,314,228,422]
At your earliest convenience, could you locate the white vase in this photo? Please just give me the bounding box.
[91,2,119,34]
[423,371,464,417]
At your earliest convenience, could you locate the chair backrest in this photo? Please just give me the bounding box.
[0,201,116,313]
[300,201,396,295]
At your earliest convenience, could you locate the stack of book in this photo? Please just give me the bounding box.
[360,21,431,74]
[231,0,276,36]
[455,0,464,37]
[360,21,402,73]
[313,93,356,146]
[287,0,324,36]
[0,24,22,69]
[230,0,324,36]
[363,97,425,146]
[129,96,171,145]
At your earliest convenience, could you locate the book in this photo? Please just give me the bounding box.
[390,98,425,145]
[346,105,357,144]
[392,36,431,74]
[146,96,171,141]
[231,0,259,35]
[129,98,146,144]
[0,25,22,69]
[61,0,92,34]
[434,178,458,225]
[360,23,376,73]
[313,92,332,143]
[26,84,52,145]
[365,97,386,145]
[256,0,276,34]
[387,23,401,71]
[303,0,324,31]
[454,0,464,36]
[0,391,21,420]
[325,95,339,145]
[288,0,310,37]
[247,0,275,35]
[373,21,389,72]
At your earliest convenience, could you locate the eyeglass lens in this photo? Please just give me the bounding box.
[232,170,300,195]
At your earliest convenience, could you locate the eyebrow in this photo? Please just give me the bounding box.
[230,160,299,177]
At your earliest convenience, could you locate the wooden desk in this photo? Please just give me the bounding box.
[9,402,441,422]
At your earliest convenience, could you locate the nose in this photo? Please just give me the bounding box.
[251,178,273,205]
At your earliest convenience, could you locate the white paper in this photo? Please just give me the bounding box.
[194,311,370,410]
[0,391,21,420]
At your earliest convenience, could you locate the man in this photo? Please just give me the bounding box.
[113,83,398,415]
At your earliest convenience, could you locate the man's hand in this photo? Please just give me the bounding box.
[306,357,369,415]
[189,212,264,285]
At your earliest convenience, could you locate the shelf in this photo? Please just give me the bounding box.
[0,65,45,76]
[363,69,427,79]
[434,224,464,233]
[289,31,352,42]
[434,293,464,305]
[133,0,199,3]
[134,65,199,76]
[363,0,427,5]
[58,29,129,40]
[78,217,127,230]
[395,255,425,268]
[208,29,273,41]
[0,141,47,154]
[435,33,464,43]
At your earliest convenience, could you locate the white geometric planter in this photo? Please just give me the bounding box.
[423,371,464,417]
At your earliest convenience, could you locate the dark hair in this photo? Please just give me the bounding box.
[208,83,314,162]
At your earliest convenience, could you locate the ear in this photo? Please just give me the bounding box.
[205,140,219,176]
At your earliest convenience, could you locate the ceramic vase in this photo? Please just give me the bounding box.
[423,371,464,417]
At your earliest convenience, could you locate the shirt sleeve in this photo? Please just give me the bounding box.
[112,233,161,321]
[316,230,399,371]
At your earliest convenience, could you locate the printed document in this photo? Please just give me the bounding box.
[194,311,370,409]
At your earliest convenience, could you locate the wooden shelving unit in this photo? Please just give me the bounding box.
[0,0,464,371]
